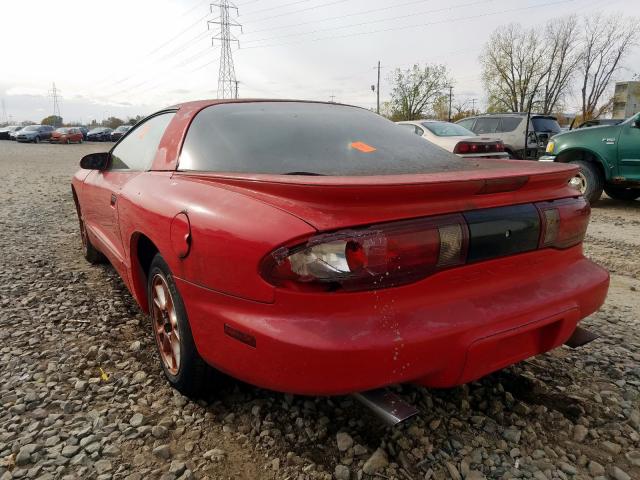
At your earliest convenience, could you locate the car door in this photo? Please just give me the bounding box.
[82,112,176,271]
[617,114,640,181]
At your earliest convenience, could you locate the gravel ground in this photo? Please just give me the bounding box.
[0,141,639,480]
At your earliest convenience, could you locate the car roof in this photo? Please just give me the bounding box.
[460,113,556,120]
[164,98,363,114]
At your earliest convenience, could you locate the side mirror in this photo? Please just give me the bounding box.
[80,152,110,170]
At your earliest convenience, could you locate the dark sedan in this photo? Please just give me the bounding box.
[87,128,113,142]
[110,125,132,141]
[0,126,22,140]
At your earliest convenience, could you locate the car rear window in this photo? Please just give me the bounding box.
[422,122,475,137]
[531,117,561,134]
[179,102,469,176]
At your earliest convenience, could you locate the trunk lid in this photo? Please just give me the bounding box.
[175,159,579,231]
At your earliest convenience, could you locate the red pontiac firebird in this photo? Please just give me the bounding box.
[71,100,609,396]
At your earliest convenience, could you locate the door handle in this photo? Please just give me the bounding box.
[110,193,117,206]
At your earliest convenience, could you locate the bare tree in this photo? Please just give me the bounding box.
[579,15,637,120]
[480,25,549,113]
[388,64,450,121]
[539,16,582,114]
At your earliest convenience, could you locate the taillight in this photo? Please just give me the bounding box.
[536,197,590,249]
[454,141,505,155]
[261,215,468,292]
[261,198,590,293]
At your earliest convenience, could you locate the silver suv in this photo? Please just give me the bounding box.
[456,113,561,159]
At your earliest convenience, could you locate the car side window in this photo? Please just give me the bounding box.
[415,125,424,135]
[500,117,522,132]
[109,112,175,171]
[473,118,501,134]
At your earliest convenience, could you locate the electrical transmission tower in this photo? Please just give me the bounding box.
[208,1,242,99]
[49,83,62,127]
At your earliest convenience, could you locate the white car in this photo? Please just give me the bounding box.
[397,120,509,159]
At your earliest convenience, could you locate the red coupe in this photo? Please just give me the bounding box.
[71,100,609,396]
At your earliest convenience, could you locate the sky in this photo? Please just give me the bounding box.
[1,0,639,124]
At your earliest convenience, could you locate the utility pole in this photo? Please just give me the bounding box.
[1,99,6,125]
[234,80,240,99]
[329,94,336,103]
[208,1,242,99]
[374,61,381,114]
[49,83,62,127]
[470,98,477,114]
[446,85,453,122]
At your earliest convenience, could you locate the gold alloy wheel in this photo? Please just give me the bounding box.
[569,171,587,194]
[151,274,181,375]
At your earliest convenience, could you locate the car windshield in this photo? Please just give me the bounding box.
[179,102,470,176]
[56,128,70,133]
[23,126,39,131]
[531,117,561,134]
[422,122,475,137]
[89,128,104,133]
[115,126,129,132]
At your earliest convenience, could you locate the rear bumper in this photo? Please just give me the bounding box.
[176,246,608,395]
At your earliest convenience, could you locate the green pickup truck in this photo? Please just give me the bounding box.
[540,112,640,203]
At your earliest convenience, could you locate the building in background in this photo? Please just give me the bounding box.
[613,81,640,119]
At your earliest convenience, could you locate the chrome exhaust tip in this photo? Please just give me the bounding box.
[353,389,419,426]
[564,326,599,349]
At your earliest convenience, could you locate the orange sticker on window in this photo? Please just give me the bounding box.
[350,141,376,153]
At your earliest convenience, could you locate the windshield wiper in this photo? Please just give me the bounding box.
[282,171,326,176]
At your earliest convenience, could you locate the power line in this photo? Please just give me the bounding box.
[243,0,432,35]
[241,0,575,49]
[243,0,494,45]
[93,7,214,89]
[209,1,242,99]
[244,0,349,24]
[241,0,315,17]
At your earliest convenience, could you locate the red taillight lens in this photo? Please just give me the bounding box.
[536,197,590,249]
[454,141,504,155]
[261,215,468,292]
[454,142,470,154]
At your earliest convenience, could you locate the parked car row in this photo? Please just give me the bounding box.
[395,109,638,205]
[0,125,133,143]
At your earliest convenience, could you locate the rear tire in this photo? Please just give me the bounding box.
[147,254,209,397]
[569,160,603,204]
[604,185,640,201]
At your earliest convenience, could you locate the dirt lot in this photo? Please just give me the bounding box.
[0,141,638,480]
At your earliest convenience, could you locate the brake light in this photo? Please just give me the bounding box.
[261,215,468,292]
[536,197,590,249]
[453,141,505,155]
[261,198,590,292]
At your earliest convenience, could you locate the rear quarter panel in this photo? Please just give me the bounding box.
[117,172,316,309]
